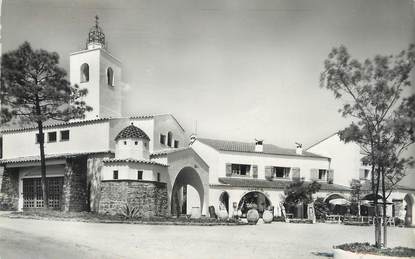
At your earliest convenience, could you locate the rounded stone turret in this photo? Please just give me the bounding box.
[115,123,150,160]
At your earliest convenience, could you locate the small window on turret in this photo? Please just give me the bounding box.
[167,132,173,147]
[135,141,138,145]
[124,141,127,145]
[81,63,89,82]
[107,67,114,86]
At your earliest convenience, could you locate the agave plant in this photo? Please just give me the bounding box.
[120,203,140,219]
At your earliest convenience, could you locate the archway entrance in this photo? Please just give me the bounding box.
[324,194,349,215]
[219,192,229,213]
[404,194,414,226]
[238,191,271,218]
[171,167,204,216]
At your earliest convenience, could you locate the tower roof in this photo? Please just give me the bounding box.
[86,15,106,49]
[115,123,150,141]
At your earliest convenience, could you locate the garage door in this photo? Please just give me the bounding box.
[23,177,64,209]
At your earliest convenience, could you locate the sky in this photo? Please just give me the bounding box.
[1,0,415,152]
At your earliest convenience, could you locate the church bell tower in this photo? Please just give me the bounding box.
[70,16,122,120]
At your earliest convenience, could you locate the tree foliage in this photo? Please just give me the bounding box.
[320,45,415,247]
[1,42,91,124]
[1,42,92,208]
[284,180,321,206]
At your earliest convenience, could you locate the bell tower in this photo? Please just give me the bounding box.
[70,16,122,120]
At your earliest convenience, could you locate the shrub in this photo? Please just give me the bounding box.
[335,242,415,257]
[119,204,140,219]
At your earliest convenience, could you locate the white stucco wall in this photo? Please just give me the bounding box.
[191,140,330,185]
[2,121,111,159]
[70,48,122,120]
[153,114,188,152]
[101,162,168,182]
[115,138,149,160]
[307,134,363,187]
[70,49,101,120]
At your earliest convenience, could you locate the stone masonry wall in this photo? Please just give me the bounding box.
[87,156,105,213]
[0,167,19,210]
[62,156,88,212]
[99,180,168,217]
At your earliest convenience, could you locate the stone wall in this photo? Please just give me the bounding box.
[99,180,168,217]
[87,156,105,212]
[62,156,88,212]
[0,167,19,210]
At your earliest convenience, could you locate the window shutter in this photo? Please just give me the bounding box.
[252,165,258,178]
[359,169,365,180]
[265,166,273,180]
[327,169,334,184]
[292,167,301,181]
[310,169,318,180]
[226,164,232,177]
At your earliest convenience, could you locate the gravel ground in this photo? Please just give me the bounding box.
[0,216,414,259]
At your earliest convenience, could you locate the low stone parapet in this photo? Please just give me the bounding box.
[98,180,168,217]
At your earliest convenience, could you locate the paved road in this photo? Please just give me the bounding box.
[0,217,414,259]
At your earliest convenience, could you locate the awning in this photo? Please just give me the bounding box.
[329,198,350,206]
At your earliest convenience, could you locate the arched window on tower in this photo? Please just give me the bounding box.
[167,132,173,147]
[80,63,89,82]
[107,67,114,86]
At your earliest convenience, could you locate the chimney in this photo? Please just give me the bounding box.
[255,139,263,152]
[189,134,197,145]
[295,142,303,155]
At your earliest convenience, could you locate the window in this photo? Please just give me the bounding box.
[231,164,251,176]
[135,141,138,145]
[144,142,147,147]
[35,133,44,144]
[157,173,160,182]
[364,169,370,179]
[107,67,114,86]
[137,171,143,180]
[274,167,290,178]
[60,130,70,141]
[124,141,127,145]
[174,140,179,148]
[160,134,166,145]
[113,170,119,180]
[318,169,327,180]
[167,132,173,147]
[80,63,89,82]
[47,132,57,143]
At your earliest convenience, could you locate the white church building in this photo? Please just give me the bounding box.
[0,18,413,225]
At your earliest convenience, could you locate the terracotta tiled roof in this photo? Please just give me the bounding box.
[103,158,167,167]
[0,151,112,164]
[150,147,191,157]
[115,124,150,141]
[197,138,328,158]
[1,118,111,133]
[217,177,350,191]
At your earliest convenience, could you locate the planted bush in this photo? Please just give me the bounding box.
[335,242,415,257]
[120,204,140,219]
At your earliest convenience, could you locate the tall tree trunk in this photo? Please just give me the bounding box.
[37,120,48,209]
[381,167,388,247]
[373,165,382,247]
[35,93,48,209]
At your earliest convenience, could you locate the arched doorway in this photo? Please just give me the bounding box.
[219,191,229,213]
[324,193,349,215]
[171,167,204,216]
[404,194,414,226]
[238,191,271,218]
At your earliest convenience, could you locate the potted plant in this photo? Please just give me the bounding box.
[246,203,259,225]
